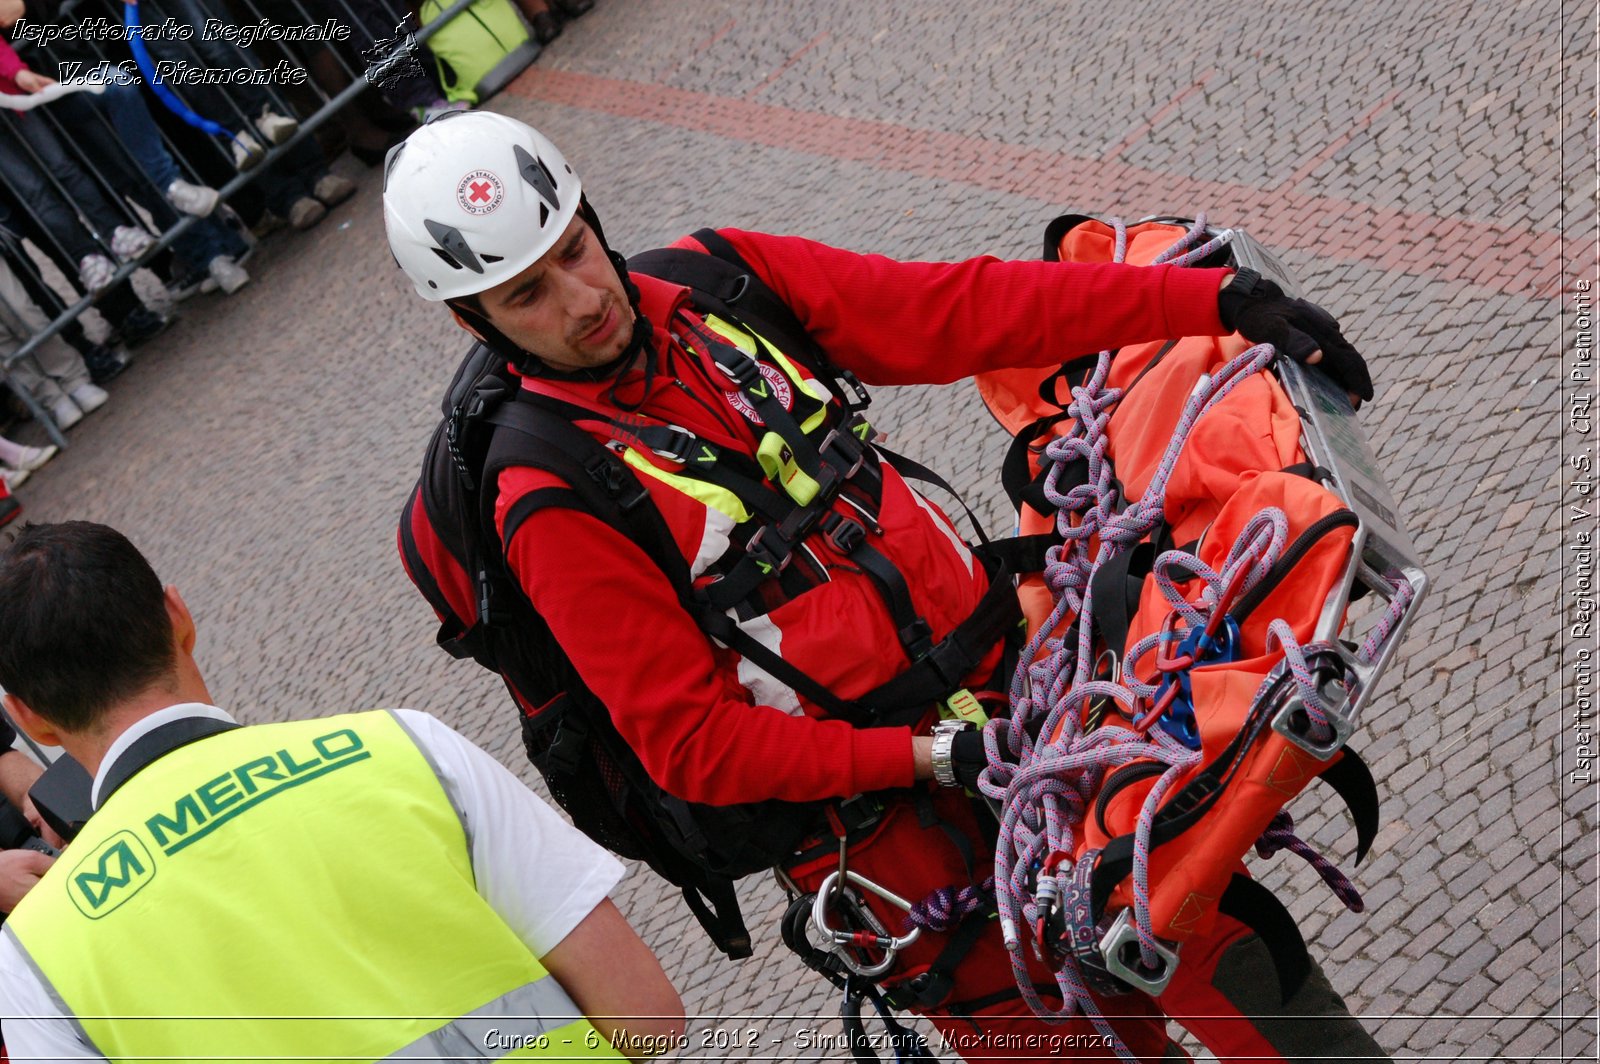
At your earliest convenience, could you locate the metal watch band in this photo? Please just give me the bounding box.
[930,719,970,789]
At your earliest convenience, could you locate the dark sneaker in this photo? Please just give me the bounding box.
[0,495,21,529]
[531,10,562,43]
[115,307,168,349]
[83,343,130,385]
[550,0,593,16]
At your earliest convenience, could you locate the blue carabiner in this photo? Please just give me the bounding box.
[1152,616,1241,749]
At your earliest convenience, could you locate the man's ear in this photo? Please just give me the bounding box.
[166,586,197,656]
[3,693,61,748]
[449,306,487,342]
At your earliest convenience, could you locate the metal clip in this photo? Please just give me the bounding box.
[1099,909,1180,996]
[1267,644,1356,760]
[811,870,922,979]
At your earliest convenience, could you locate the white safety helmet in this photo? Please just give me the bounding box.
[382,111,582,302]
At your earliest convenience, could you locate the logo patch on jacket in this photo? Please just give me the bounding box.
[70,831,155,918]
[724,363,793,425]
[457,170,504,216]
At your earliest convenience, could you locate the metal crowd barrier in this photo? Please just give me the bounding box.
[0,0,500,449]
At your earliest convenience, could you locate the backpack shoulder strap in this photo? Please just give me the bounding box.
[479,395,697,602]
[626,229,845,388]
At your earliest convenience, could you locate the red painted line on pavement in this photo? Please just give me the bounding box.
[745,31,829,100]
[1102,69,1216,162]
[1278,89,1402,193]
[505,69,1559,300]
[702,17,737,51]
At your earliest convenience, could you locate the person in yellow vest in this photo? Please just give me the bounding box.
[0,520,685,1062]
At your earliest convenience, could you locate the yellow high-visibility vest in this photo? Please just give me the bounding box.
[6,710,624,1063]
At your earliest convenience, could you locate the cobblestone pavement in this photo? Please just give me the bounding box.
[8,0,1592,1059]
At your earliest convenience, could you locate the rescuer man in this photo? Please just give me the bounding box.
[384,110,1384,1061]
[0,520,685,1062]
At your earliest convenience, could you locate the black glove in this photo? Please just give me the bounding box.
[951,730,988,790]
[1217,267,1373,401]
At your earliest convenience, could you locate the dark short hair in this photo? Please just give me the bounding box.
[0,522,176,732]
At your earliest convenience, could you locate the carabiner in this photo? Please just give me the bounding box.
[812,870,922,979]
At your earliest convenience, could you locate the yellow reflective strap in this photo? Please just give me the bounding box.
[763,350,831,433]
[621,447,751,524]
[942,688,990,727]
[757,433,820,506]
[704,316,831,433]
[702,314,759,355]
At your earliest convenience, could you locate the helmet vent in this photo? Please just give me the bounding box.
[482,254,503,263]
[537,202,549,228]
[424,218,484,274]
[430,247,462,270]
[513,144,561,215]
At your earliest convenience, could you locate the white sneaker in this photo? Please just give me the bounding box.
[205,255,249,295]
[312,173,357,207]
[1,466,27,491]
[68,382,109,415]
[256,110,299,145]
[166,178,220,217]
[231,131,267,171]
[49,395,82,430]
[110,225,155,262]
[10,443,56,472]
[287,196,326,231]
[77,253,116,293]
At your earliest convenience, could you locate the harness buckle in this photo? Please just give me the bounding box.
[820,512,868,554]
[584,454,649,511]
[834,368,872,412]
[711,346,763,388]
[818,424,868,479]
[646,424,698,463]
[745,525,793,575]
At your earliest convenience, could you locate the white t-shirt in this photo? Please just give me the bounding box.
[0,703,625,1062]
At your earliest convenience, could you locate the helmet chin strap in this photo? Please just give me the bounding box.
[447,197,656,392]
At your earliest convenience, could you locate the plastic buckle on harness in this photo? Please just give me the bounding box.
[820,512,868,554]
[583,454,649,511]
[812,870,922,979]
[745,525,794,576]
[646,424,699,464]
[819,424,869,479]
[711,346,763,388]
[834,368,872,412]
[1268,643,1357,760]
[832,793,887,837]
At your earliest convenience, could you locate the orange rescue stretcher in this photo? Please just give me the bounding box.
[975,215,1428,1012]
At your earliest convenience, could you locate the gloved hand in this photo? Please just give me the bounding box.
[951,730,988,790]
[1217,267,1374,402]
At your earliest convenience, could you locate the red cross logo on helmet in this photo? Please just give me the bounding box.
[456,169,504,216]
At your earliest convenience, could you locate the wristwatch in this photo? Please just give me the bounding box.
[930,718,973,789]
